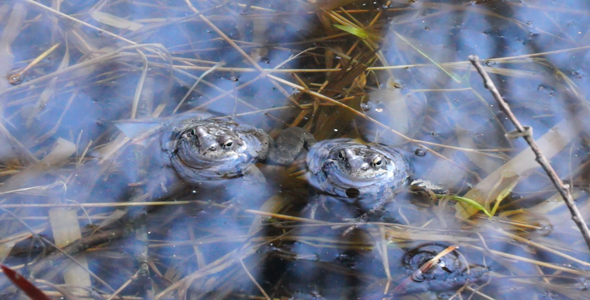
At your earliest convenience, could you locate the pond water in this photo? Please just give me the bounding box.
[1,0,590,299]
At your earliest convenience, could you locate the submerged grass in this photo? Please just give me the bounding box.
[0,0,589,299]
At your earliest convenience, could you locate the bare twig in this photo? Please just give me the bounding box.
[468,55,590,252]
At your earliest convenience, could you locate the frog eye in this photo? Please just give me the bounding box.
[190,129,196,136]
[370,155,383,168]
[337,150,346,160]
[222,140,233,149]
[219,135,234,150]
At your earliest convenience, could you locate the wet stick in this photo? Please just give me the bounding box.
[468,55,590,253]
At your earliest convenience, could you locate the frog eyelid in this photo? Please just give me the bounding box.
[369,155,383,168]
[218,135,234,149]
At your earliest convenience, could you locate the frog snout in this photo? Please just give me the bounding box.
[199,138,219,152]
[349,159,368,174]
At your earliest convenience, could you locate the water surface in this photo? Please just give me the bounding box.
[1,0,590,299]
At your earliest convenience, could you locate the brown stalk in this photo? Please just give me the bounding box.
[468,55,590,253]
[8,43,60,85]
[267,73,505,157]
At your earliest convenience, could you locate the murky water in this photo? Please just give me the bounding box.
[1,0,590,299]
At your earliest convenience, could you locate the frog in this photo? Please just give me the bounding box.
[303,138,446,220]
[161,114,316,184]
[306,139,410,200]
[162,116,271,183]
[115,111,316,200]
[394,243,489,295]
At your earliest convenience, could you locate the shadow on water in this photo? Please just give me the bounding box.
[1,0,590,299]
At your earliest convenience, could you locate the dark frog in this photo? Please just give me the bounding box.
[163,117,271,182]
[117,112,315,199]
[304,138,445,219]
[307,139,409,200]
[394,243,488,295]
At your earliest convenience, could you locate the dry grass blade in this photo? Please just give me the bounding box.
[34,279,82,300]
[384,228,477,243]
[154,249,241,299]
[0,2,27,90]
[392,246,458,294]
[48,208,92,297]
[0,120,38,163]
[393,31,462,83]
[466,244,590,277]
[90,10,143,31]
[456,114,585,219]
[173,62,223,114]
[24,0,137,45]
[2,1,589,299]
[1,43,165,95]
[238,257,270,300]
[0,240,18,264]
[268,73,500,155]
[105,270,140,300]
[28,228,128,280]
[454,126,504,174]
[247,195,291,236]
[183,0,264,74]
[34,88,79,144]
[489,226,590,267]
[25,41,69,126]
[131,49,149,119]
[0,138,75,193]
[0,4,10,21]
[377,226,392,295]
[8,42,60,85]
[0,229,45,263]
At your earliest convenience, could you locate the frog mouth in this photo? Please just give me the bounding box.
[325,160,390,188]
[176,139,249,168]
[173,146,253,180]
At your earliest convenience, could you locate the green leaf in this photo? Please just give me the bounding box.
[442,194,493,217]
[334,24,368,39]
[490,180,519,217]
